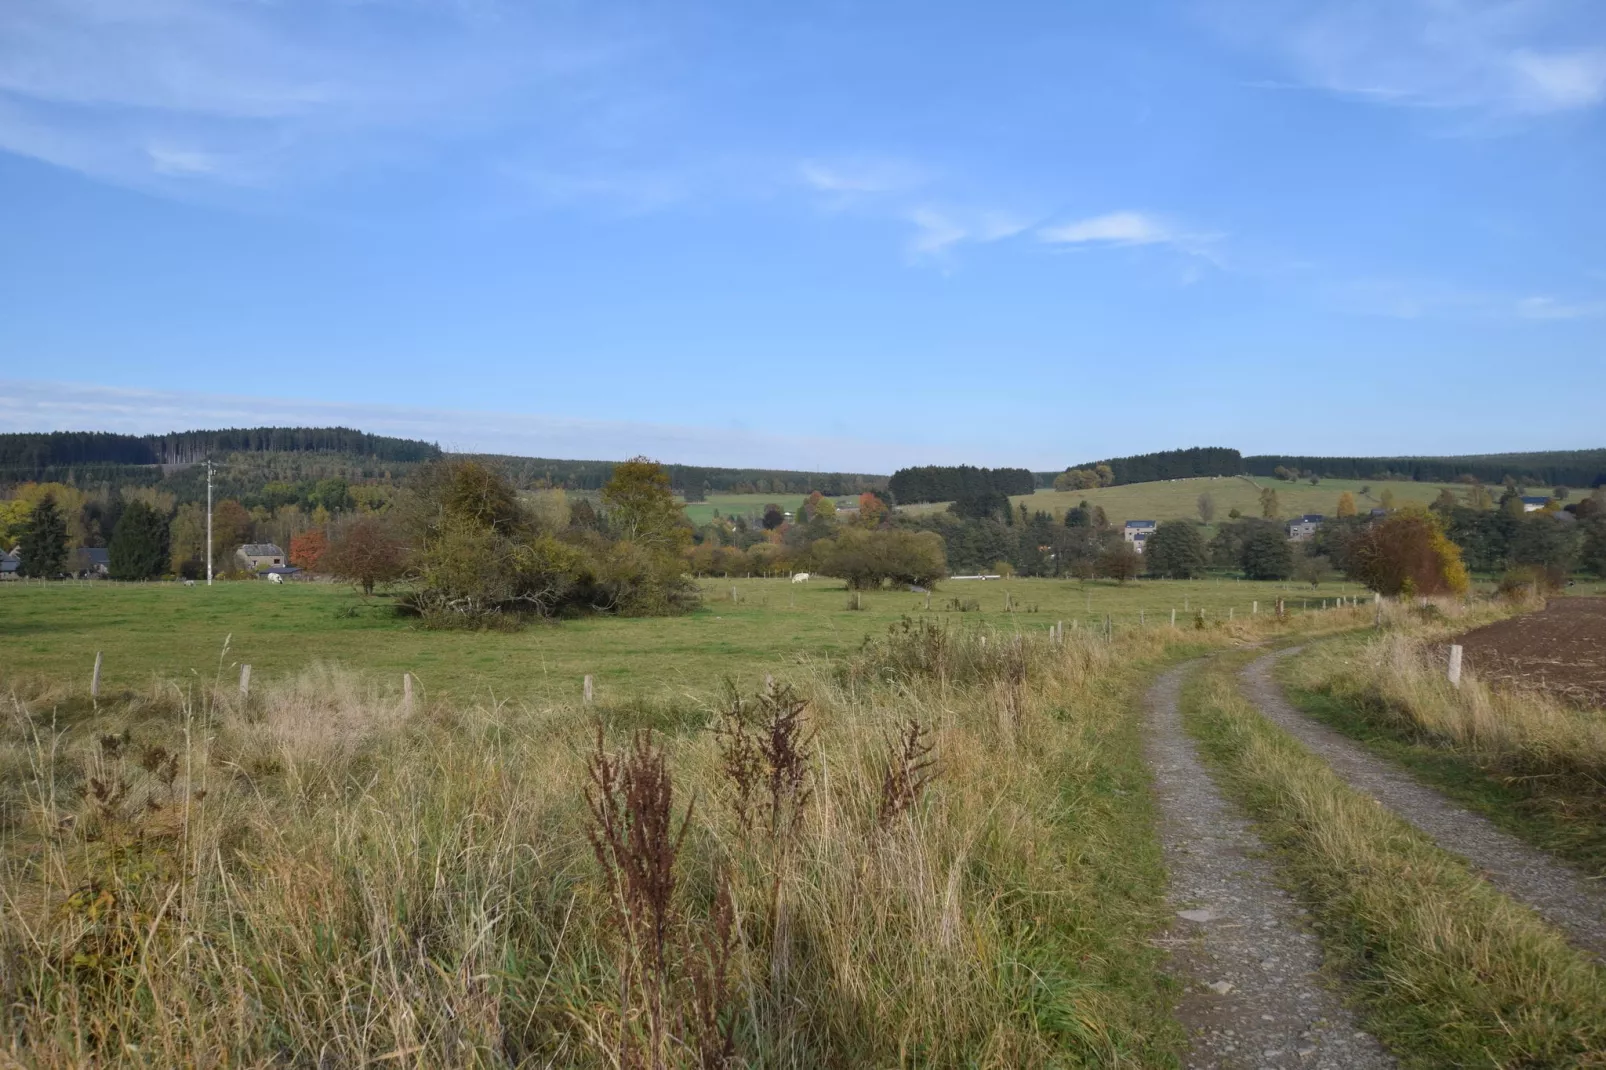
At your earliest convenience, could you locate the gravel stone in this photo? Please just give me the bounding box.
[1145,663,1396,1069]
[1243,650,1606,962]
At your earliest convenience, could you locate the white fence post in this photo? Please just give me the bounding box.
[1447,645,1463,688]
[239,663,251,698]
[403,672,414,711]
[90,651,103,701]
[584,674,595,705]
[1252,600,1258,615]
[1170,608,1177,627]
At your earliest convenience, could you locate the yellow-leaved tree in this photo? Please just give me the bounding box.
[1346,506,1469,597]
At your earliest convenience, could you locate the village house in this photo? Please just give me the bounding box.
[1287,514,1324,541]
[0,548,19,580]
[1520,496,1551,513]
[68,547,111,578]
[236,543,288,572]
[1123,519,1156,553]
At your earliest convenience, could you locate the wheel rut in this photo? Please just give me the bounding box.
[1144,663,1394,1070]
[1241,649,1606,962]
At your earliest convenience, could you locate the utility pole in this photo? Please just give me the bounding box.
[206,459,214,586]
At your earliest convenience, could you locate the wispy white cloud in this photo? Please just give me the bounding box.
[905,205,1030,261]
[1515,294,1606,320]
[1212,0,1606,119]
[1037,210,1224,268]
[800,158,926,196]
[1039,211,1176,246]
[0,0,644,192]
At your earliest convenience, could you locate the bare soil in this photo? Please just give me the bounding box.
[1454,597,1606,707]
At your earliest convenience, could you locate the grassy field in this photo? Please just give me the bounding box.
[1,586,1351,1065]
[901,475,1484,526]
[679,492,858,526]
[1,576,1374,707]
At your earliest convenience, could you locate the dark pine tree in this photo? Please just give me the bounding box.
[19,495,69,578]
[109,500,171,580]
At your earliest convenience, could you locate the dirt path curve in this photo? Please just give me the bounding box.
[1145,663,1395,1069]
[1243,649,1606,962]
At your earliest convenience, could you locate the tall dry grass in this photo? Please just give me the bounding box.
[0,610,1350,1067]
[1283,609,1606,785]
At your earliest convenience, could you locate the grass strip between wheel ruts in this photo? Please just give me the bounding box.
[1181,650,1606,1070]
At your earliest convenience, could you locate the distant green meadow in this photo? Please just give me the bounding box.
[3,575,1372,705]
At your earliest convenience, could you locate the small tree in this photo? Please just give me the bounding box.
[19,495,68,578]
[856,492,889,528]
[1554,486,1569,501]
[108,500,170,580]
[815,528,945,589]
[1378,488,1396,512]
[323,517,408,595]
[1145,520,1207,579]
[1259,486,1280,519]
[602,457,689,553]
[290,529,329,571]
[1345,507,1469,597]
[1335,492,1357,518]
[761,504,785,530]
[1098,542,1141,584]
[1196,492,1216,524]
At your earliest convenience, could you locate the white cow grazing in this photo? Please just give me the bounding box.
[791,572,810,584]
[269,572,285,584]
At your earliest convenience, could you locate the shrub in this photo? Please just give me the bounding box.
[1346,507,1469,597]
[815,528,946,590]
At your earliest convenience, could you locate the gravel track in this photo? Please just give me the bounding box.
[1145,663,1395,1070]
[1242,649,1606,962]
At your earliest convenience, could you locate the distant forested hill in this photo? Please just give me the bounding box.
[1242,450,1606,487]
[473,455,887,497]
[0,427,441,478]
[1043,447,1606,489]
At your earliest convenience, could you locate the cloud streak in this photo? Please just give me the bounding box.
[0,380,1010,473]
[1214,0,1606,119]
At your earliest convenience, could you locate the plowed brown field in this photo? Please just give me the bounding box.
[1456,598,1606,707]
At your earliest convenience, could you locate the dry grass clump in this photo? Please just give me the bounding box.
[1286,627,1606,784]
[0,617,1217,1066]
[1184,668,1606,1066]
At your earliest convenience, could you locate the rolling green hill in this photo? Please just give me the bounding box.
[904,475,1479,526]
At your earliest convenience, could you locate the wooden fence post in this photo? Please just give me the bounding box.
[584,674,595,705]
[403,672,414,710]
[1447,645,1463,688]
[90,651,103,701]
[239,664,251,698]
[1170,608,1176,627]
[1252,600,1258,615]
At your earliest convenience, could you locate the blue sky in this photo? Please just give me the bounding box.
[1,0,1603,472]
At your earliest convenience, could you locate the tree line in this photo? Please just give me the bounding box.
[1039,446,1606,490]
[478,455,887,497]
[1243,450,1606,488]
[887,465,1036,505]
[1048,447,1243,487]
[0,428,442,475]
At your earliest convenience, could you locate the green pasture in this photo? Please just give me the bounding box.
[902,475,1499,526]
[1,575,1370,705]
[678,492,859,526]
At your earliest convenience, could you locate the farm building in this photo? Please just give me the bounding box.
[1123,519,1156,553]
[1521,496,1551,512]
[0,548,18,580]
[236,543,288,572]
[68,547,111,578]
[1287,514,1324,541]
